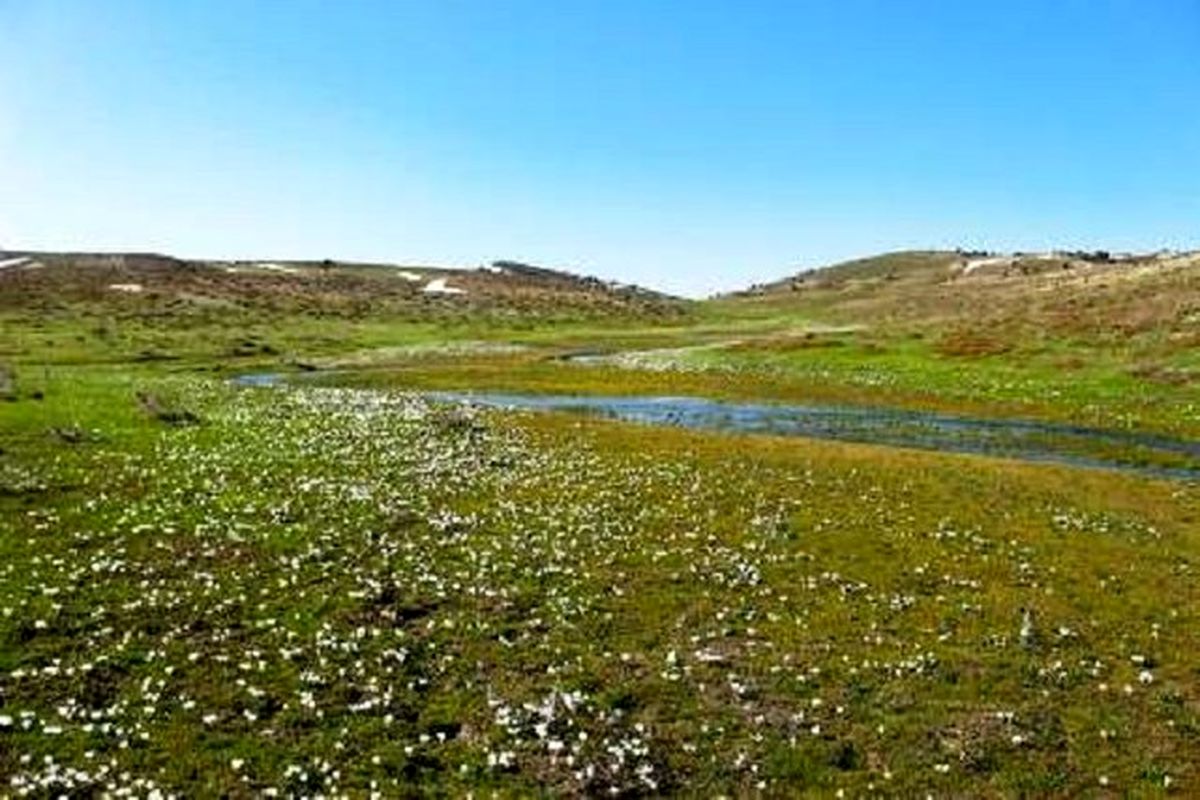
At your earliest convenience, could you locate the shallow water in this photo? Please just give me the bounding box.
[231,373,1200,480]
[430,391,1200,481]
[230,372,287,387]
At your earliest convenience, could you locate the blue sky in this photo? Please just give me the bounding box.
[2,1,1197,296]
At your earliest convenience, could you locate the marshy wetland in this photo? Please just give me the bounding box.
[2,251,1199,796]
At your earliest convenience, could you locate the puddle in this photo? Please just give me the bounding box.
[230,372,288,387]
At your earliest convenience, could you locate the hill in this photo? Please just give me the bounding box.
[738,250,964,293]
[722,248,1200,344]
[0,251,685,321]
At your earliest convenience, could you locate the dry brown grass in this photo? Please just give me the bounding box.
[934,330,1013,358]
[0,252,688,321]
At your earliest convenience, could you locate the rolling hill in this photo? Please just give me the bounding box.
[721,248,1200,345]
[0,251,686,321]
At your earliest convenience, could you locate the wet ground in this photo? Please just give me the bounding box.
[231,373,1200,480]
[432,391,1200,481]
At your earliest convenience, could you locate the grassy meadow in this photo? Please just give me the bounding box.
[1,252,1198,796]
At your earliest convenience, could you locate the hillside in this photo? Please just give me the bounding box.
[722,248,1200,344]
[739,250,964,293]
[0,251,685,321]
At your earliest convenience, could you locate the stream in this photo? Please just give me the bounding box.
[233,373,1200,480]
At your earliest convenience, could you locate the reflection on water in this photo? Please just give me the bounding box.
[431,391,1200,481]
[230,373,1200,480]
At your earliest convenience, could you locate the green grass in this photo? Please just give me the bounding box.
[1,369,1197,796]
[2,259,1199,795]
[7,257,1198,438]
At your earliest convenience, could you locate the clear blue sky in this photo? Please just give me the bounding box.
[2,1,1197,296]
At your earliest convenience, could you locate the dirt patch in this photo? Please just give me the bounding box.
[935,330,1013,358]
[1129,363,1195,386]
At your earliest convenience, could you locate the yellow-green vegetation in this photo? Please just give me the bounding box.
[1,249,1198,795]
[6,249,1199,436]
[701,249,1200,436]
